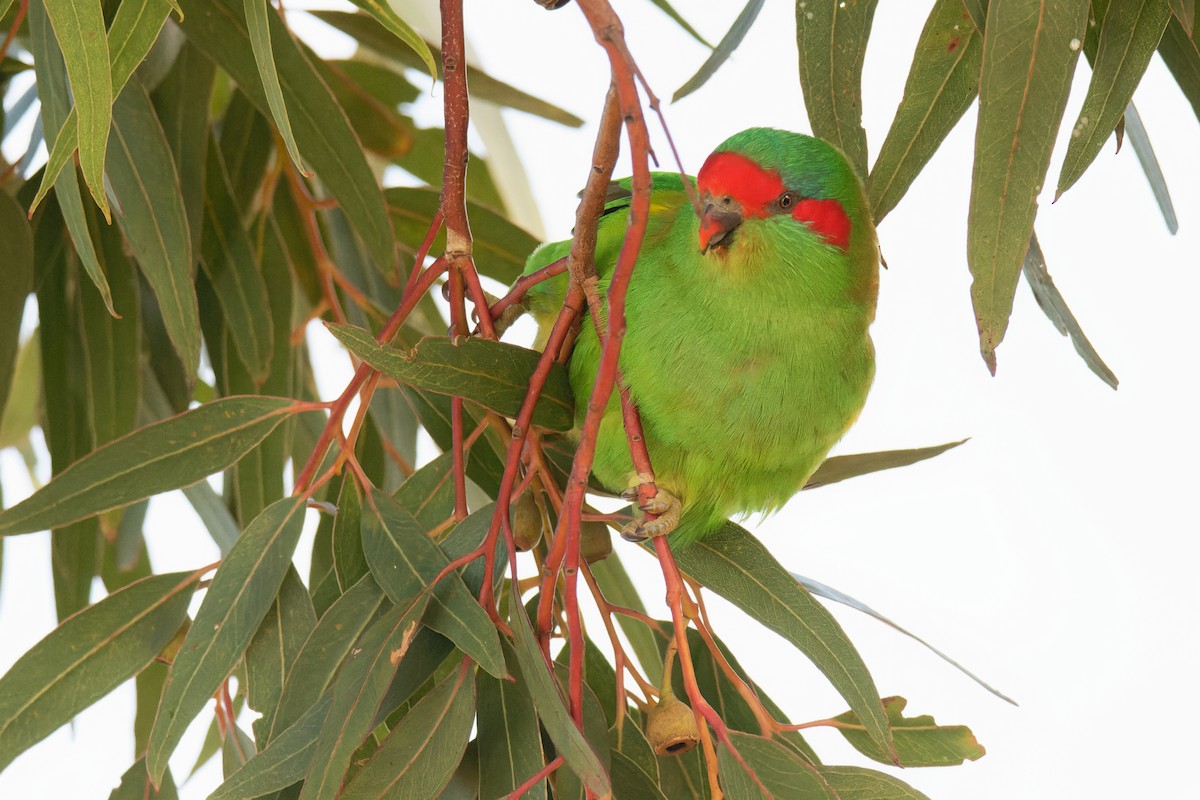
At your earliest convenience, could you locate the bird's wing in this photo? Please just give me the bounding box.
[520,173,693,345]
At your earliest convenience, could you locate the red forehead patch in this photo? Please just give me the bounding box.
[697,151,783,214]
[697,150,852,249]
[793,198,852,250]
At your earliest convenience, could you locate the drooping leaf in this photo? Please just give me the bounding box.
[477,643,547,800]
[152,40,215,257]
[1022,232,1118,389]
[795,0,879,178]
[1168,0,1195,31]
[790,572,1016,705]
[245,567,317,742]
[869,0,983,222]
[108,757,179,800]
[345,0,437,79]
[210,695,332,800]
[270,573,389,739]
[1157,15,1200,120]
[816,765,932,800]
[717,732,834,800]
[32,0,173,215]
[200,138,274,382]
[1122,102,1179,233]
[340,662,475,799]
[316,59,414,160]
[804,440,966,489]
[42,0,112,216]
[666,522,894,760]
[0,571,200,771]
[311,10,584,127]
[177,0,395,272]
[833,696,985,767]
[108,77,202,377]
[299,594,430,800]
[611,749,668,800]
[26,1,114,315]
[507,601,611,798]
[392,451,454,534]
[1056,0,1171,198]
[967,0,1088,372]
[361,491,506,678]
[147,497,308,782]
[244,0,306,173]
[0,396,295,536]
[588,554,664,680]
[673,0,765,102]
[329,325,574,432]
[332,477,368,593]
[0,189,33,422]
[648,0,713,47]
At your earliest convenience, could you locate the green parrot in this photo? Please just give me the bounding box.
[519,128,878,546]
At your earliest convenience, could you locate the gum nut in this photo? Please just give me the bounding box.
[645,693,700,756]
[511,492,543,551]
[580,520,613,563]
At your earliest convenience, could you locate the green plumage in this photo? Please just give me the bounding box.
[522,128,878,546]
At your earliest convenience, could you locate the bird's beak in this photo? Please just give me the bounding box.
[699,196,744,254]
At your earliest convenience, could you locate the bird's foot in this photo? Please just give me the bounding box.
[620,488,682,543]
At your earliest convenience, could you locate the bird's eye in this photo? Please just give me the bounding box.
[778,192,797,210]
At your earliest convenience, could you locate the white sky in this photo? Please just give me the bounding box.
[2,1,1199,798]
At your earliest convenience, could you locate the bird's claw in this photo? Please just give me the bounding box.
[619,488,681,543]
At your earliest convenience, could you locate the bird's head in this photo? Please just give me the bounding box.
[695,128,862,257]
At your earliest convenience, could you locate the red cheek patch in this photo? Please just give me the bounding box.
[697,151,783,214]
[793,198,851,250]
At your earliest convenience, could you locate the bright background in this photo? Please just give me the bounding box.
[2,1,1198,798]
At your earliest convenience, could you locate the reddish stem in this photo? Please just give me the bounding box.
[507,755,564,800]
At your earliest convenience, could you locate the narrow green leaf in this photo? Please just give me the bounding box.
[392,452,454,534]
[0,190,33,422]
[385,186,539,285]
[311,10,584,128]
[967,0,1088,372]
[42,0,112,216]
[270,573,388,739]
[362,491,507,678]
[147,496,308,782]
[790,571,1016,705]
[833,696,985,767]
[329,325,574,432]
[1168,0,1195,32]
[200,140,274,382]
[869,0,983,222]
[816,765,932,800]
[1123,101,1179,233]
[1157,15,1200,119]
[108,77,201,378]
[332,477,368,593]
[341,663,475,799]
[648,0,713,47]
[962,0,987,30]
[0,571,200,771]
[507,602,611,797]
[153,40,216,257]
[1023,232,1118,388]
[32,0,173,215]
[81,219,142,446]
[1057,0,1170,198]
[218,91,274,211]
[246,568,317,742]
[177,0,395,272]
[796,0,879,178]
[673,0,765,102]
[345,0,437,79]
[108,757,179,800]
[804,440,967,489]
[27,1,115,316]
[300,594,430,800]
[717,732,834,800]
[244,0,306,172]
[667,522,894,760]
[611,749,667,800]
[0,396,294,536]
[220,722,257,777]
[551,663,612,800]
[210,694,332,800]
[477,643,547,800]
